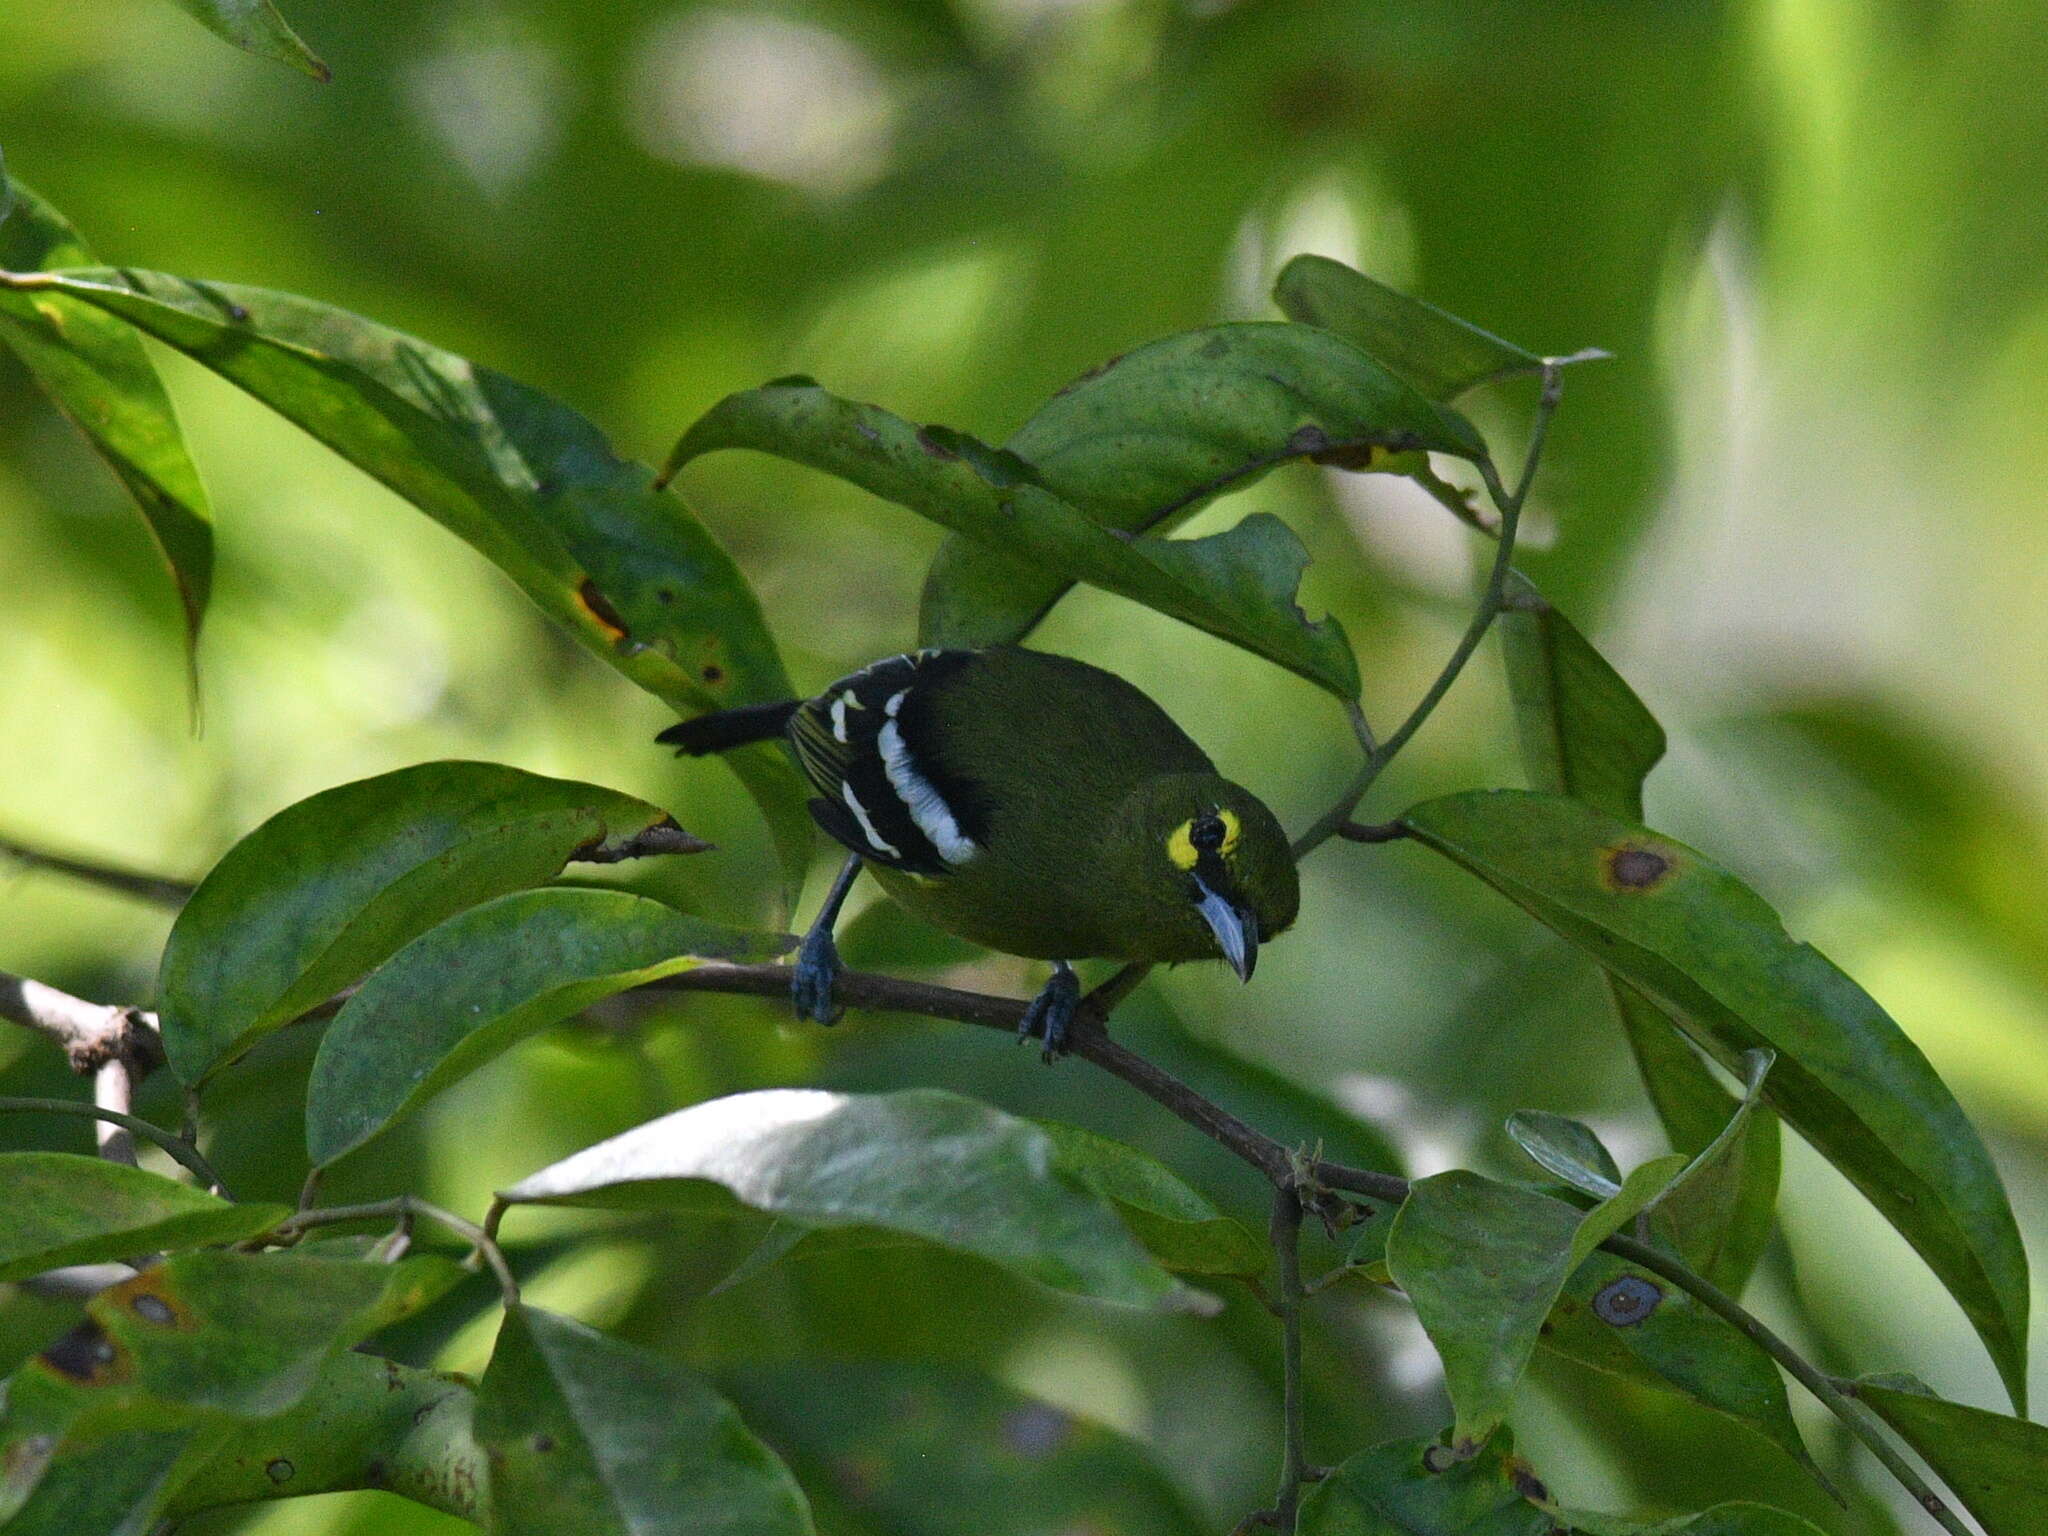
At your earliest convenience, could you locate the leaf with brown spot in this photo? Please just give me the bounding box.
[0,266,813,908]
[1401,788,2032,1413]
[1299,1427,1829,1535]
[1499,570,1778,1298]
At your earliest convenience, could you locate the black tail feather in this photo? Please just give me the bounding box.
[657,700,801,756]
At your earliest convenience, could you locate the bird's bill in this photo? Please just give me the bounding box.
[1193,874,1259,981]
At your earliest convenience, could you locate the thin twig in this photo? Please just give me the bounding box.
[0,913,1966,1525]
[0,832,194,906]
[1270,1183,1310,1533]
[274,1197,520,1308]
[0,1096,228,1192]
[92,1060,139,1166]
[1293,362,1565,858]
[0,969,164,1073]
[1600,1233,1970,1536]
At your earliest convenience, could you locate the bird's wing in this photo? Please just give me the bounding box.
[789,650,989,876]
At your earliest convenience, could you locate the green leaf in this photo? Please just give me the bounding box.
[475,1305,814,1536]
[0,1401,222,1536]
[165,0,329,81]
[1496,571,1778,1294]
[1504,1111,1623,1198]
[1387,1173,1585,1451]
[307,887,791,1166]
[498,1088,1193,1310]
[659,379,1361,697]
[1649,1049,1779,1292]
[1355,1188,1816,1477]
[1035,1120,1267,1277]
[1273,255,1544,401]
[1401,788,2031,1412]
[1300,1428,1827,1535]
[727,1360,1210,1536]
[1387,1168,1690,1453]
[157,760,690,1084]
[1498,571,1665,823]
[1852,1375,2048,1536]
[0,180,213,664]
[165,1352,485,1521]
[1545,1247,1817,1477]
[0,267,813,905]
[25,1250,459,1420]
[1570,1154,1691,1272]
[916,321,1484,650]
[0,1154,288,1282]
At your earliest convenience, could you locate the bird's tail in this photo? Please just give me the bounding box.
[656,700,802,756]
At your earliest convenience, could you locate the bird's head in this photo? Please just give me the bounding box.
[1108,775,1300,978]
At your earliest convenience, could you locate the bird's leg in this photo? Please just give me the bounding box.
[791,853,862,1025]
[1017,960,1080,1064]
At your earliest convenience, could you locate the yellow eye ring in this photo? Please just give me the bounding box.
[1168,808,1242,870]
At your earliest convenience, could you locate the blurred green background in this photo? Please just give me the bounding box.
[5,0,2048,1530]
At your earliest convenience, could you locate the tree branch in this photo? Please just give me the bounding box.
[0,925,1967,1527]
[0,831,194,906]
[0,970,164,1074]
[0,1096,227,1192]
[1293,360,1566,858]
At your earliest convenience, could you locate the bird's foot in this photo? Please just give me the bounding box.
[1017,962,1080,1064]
[790,926,844,1025]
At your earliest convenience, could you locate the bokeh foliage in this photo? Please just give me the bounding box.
[6,0,2048,1532]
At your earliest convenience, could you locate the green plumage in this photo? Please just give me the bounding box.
[795,647,1297,967]
[660,644,1300,1048]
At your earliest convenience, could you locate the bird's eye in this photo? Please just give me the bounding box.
[1189,814,1227,852]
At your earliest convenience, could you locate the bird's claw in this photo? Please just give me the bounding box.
[791,926,844,1025]
[1017,964,1081,1064]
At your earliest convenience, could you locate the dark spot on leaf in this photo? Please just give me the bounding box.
[266,1458,296,1484]
[1593,1273,1662,1326]
[1508,1459,1548,1502]
[365,1457,390,1486]
[916,428,959,460]
[530,1433,556,1453]
[574,579,631,645]
[1001,1403,1071,1458]
[1421,1444,1459,1474]
[1603,843,1675,893]
[227,303,250,323]
[130,1294,174,1326]
[657,588,676,605]
[702,664,724,683]
[39,1320,128,1385]
[1286,424,1333,456]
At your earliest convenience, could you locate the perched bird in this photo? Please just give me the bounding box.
[658,646,1299,1057]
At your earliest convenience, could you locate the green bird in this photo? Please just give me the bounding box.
[658,646,1299,1057]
